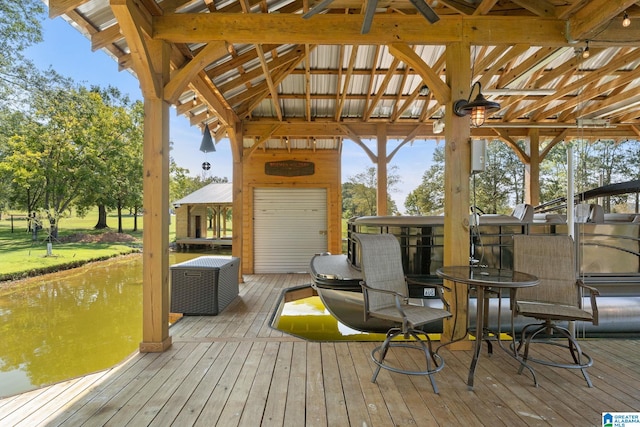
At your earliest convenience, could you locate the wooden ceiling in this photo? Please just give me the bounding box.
[50,0,640,152]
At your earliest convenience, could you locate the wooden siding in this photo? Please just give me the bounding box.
[242,150,342,274]
[1,273,639,426]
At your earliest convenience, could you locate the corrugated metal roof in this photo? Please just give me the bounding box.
[172,183,233,206]
[51,1,640,145]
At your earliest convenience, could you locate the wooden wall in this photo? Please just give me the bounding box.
[174,205,208,239]
[241,149,342,274]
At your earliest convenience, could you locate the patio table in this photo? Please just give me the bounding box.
[436,266,539,389]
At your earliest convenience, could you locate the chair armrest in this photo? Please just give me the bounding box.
[360,281,409,321]
[577,279,600,325]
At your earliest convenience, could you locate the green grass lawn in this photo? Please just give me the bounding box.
[0,209,176,282]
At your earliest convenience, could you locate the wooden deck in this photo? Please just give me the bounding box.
[175,237,232,250]
[1,273,639,426]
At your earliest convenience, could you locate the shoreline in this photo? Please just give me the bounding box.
[0,252,142,296]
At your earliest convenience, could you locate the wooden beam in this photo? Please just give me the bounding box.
[388,43,451,104]
[387,125,426,161]
[510,0,555,18]
[237,47,310,118]
[111,0,158,98]
[376,124,388,215]
[540,129,569,160]
[216,46,303,94]
[239,119,640,140]
[438,0,477,15]
[189,71,239,128]
[477,44,530,89]
[340,125,377,162]
[305,44,312,121]
[153,14,568,46]
[473,0,498,16]
[138,34,172,353]
[495,47,564,89]
[364,58,400,120]
[567,0,636,41]
[256,45,283,121]
[336,45,359,121]
[91,24,123,51]
[507,49,640,121]
[164,41,229,104]
[493,129,529,163]
[532,54,640,120]
[525,128,540,205]
[48,0,89,18]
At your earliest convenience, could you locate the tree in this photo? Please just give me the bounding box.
[69,87,144,231]
[0,1,45,100]
[2,84,120,236]
[0,109,44,216]
[471,141,522,214]
[342,165,399,217]
[405,147,445,215]
[406,142,524,215]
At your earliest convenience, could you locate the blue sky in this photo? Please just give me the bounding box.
[25,15,437,212]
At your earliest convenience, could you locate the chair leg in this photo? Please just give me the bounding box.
[371,327,401,383]
[369,327,444,393]
[516,321,594,387]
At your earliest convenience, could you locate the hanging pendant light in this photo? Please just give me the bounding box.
[199,124,216,153]
[453,82,500,127]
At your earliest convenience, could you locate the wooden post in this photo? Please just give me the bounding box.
[231,123,244,275]
[139,94,172,353]
[442,42,472,348]
[525,128,540,206]
[376,123,388,215]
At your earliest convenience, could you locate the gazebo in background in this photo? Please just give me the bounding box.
[172,182,233,250]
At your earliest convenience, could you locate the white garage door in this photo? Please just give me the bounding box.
[254,188,328,273]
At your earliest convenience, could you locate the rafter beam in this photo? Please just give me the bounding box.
[91,24,123,51]
[507,49,640,121]
[48,0,89,18]
[165,41,229,104]
[364,58,400,120]
[510,0,555,18]
[566,0,637,41]
[111,0,158,98]
[388,43,451,104]
[256,44,283,121]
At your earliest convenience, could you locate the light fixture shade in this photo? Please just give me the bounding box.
[199,124,216,153]
[470,106,487,127]
[453,82,501,127]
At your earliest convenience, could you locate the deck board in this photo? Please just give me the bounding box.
[1,273,639,426]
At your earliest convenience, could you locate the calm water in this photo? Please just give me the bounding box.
[0,251,205,398]
[273,294,387,341]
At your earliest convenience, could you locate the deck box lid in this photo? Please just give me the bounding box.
[171,255,238,269]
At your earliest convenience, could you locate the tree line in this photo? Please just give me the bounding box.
[344,138,640,217]
[0,2,226,235]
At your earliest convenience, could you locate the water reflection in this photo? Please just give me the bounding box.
[0,251,208,398]
[273,295,387,341]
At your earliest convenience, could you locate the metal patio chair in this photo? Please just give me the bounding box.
[354,233,451,393]
[511,234,600,387]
